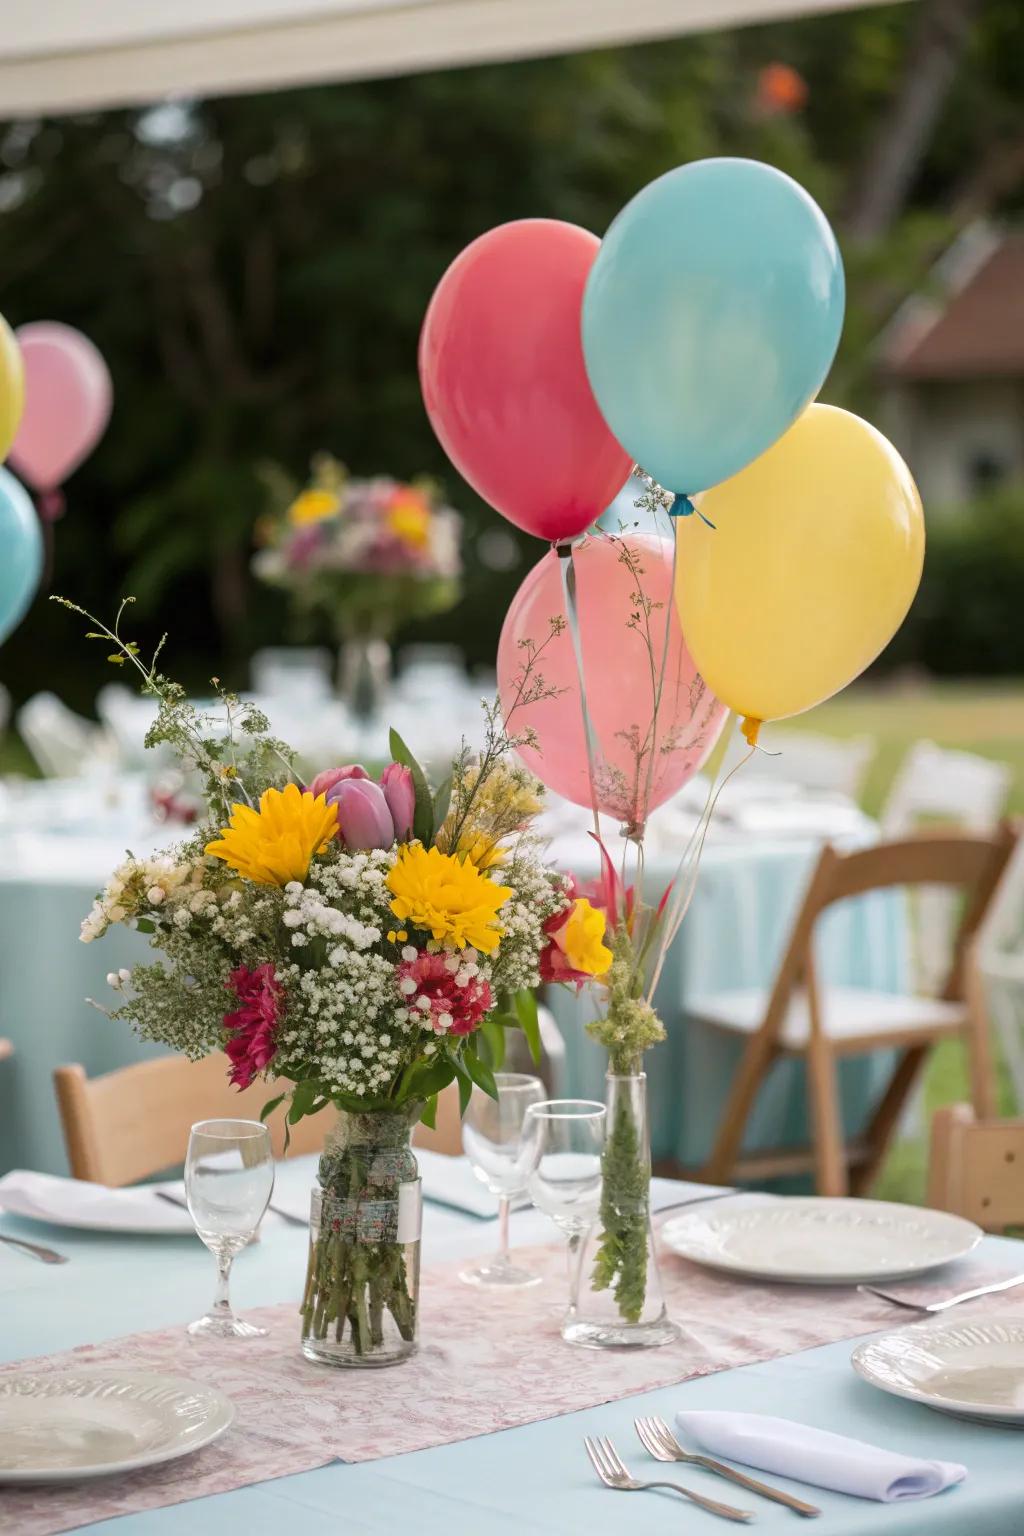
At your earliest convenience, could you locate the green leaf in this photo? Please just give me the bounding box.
[432,774,453,831]
[447,1050,473,1114]
[419,1094,438,1131]
[259,1093,286,1122]
[287,1080,317,1124]
[135,918,156,934]
[479,1015,506,1070]
[388,728,434,845]
[398,1055,455,1103]
[515,988,542,1064]
[462,1046,498,1101]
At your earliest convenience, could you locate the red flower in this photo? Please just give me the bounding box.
[397,949,492,1037]
[223,963,285,1088]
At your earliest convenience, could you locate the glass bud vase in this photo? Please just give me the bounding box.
[300,1108,422,1368]
[565,1073,680,1350]
[338,634,392,723]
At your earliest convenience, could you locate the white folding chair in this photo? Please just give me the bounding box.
[973,834,1024,1112]
[17,692,109,778]
[721,728,875,800]
[881,740,1013,837]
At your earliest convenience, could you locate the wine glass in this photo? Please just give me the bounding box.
[522,1100,606,1336]
[185,1118,274,1338]
[459,1072,545,1288]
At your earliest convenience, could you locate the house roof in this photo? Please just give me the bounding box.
[878,228,1024,381]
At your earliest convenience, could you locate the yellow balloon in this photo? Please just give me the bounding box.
[675,403,924,736]
[0,314,25,463]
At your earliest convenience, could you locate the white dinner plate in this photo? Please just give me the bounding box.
[0,1371,235,1483]
[660,1197,982,1284]
[0,1171,193,1234]
[852,1316,1024,1425]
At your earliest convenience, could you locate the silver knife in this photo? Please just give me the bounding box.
[155,1189,307,1227]
[859,1273,1024,1313]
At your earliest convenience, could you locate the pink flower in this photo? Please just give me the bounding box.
[309,764,370,800]
[223,963,285,1089]
[397,949,492,1037]
[380,762,415,841]
[328,777,395,851]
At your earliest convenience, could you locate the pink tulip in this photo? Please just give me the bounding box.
[328,778,395,851]
[380,762,416,841]
[309,764,370,801]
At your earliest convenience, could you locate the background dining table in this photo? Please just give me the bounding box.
[0,775,904,1178]
[1,1158,1022,1534]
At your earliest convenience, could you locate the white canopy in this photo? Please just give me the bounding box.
[1,0,901,118]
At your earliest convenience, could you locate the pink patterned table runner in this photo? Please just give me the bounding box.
[3,1240,1020,1535]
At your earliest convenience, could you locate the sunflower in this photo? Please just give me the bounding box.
[386,844,511,953]
[205,784,338,886]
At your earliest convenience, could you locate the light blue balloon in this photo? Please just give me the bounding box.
[582,158,845,494]
[0,465,43,645]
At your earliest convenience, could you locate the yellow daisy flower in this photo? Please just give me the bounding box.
[287,488,341,526]
[386,844,512,953]
[205,784,338,886]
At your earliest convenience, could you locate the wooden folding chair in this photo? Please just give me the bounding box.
[54,1054,335,1186]
[928,1103,1024,1233]
[694,825,1018,1197]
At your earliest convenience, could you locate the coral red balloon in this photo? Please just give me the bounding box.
[498,533,726,834]
[419,220,632,543]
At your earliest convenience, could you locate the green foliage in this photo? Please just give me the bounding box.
[2,9,1019,707]
[895,482,1024,678]
[591,1092,650,1324]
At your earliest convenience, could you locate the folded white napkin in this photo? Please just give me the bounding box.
[674,1411,966,1503]
[0,1170,193,1235]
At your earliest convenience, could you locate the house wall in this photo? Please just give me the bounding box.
[878,378,1024,514]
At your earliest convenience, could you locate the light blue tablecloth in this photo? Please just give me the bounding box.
[551,840,906,1168]
[0,1163,1020,1535]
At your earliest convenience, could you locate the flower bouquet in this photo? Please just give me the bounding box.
[253,456,462,717]
[60,596,611,1366]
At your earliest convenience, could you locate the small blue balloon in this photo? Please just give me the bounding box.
[0,465,43,645]
[582,158,845,494]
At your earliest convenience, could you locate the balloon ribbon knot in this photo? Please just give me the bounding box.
[669,493,715,529]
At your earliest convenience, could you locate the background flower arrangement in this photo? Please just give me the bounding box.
[253,454,462,646]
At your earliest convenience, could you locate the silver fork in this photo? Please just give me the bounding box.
[636,1415,820,1518]
[0,1231,68,1264]
[858,1273,1024,1314]
[584,1435,754,1523]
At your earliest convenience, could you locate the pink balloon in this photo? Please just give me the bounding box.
[419,220,632,543]
[498,533,727,835]
[9,322,112,498]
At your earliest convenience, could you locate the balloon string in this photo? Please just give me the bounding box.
[668,491,716,530]
[644,716,755,1004]
[555,539,602,837]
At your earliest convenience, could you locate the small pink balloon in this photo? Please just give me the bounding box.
[419,220,632,543]
[9,322,112,498]
[498,533,727,835]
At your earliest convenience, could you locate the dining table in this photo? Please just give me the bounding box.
[0,773,905,1178]
[2,1156,1022,1535]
